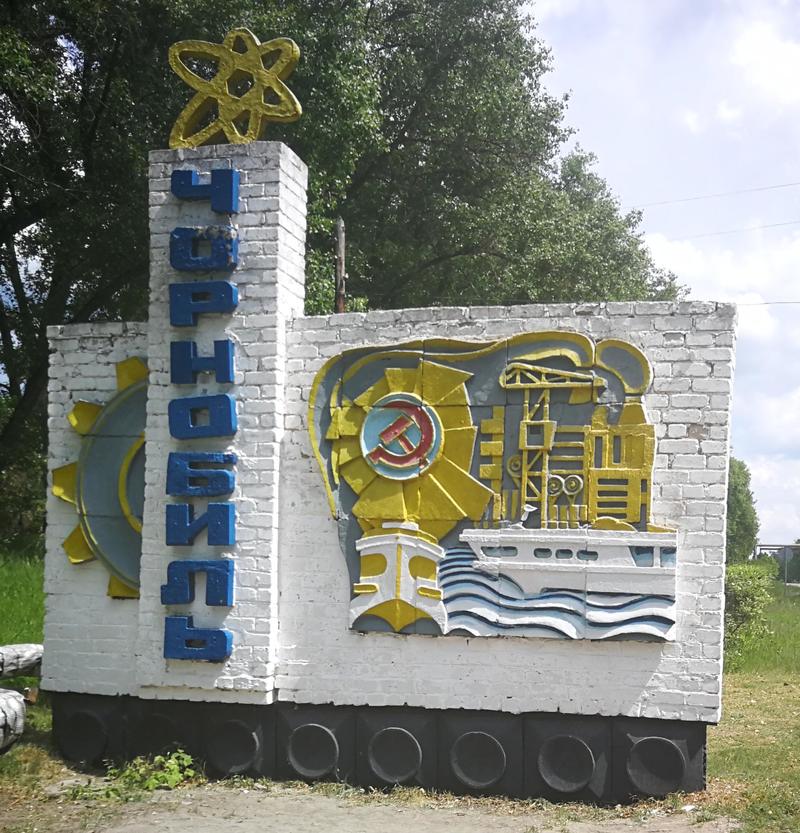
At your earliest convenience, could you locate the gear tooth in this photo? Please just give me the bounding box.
[115,357,148,390]
[63,525,95,564]
[107,575,139,599]
[67,401,103,435]
[51,462,78,504]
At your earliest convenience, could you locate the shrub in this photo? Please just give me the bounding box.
[725,559,778,667]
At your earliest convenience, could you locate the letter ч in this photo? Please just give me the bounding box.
[171,168,240,213]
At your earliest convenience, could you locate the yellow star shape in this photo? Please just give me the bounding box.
[168,28,302,149]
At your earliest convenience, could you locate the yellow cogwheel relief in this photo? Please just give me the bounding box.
[51,357,148,599]
[168,27,302,149]
[309,334,679,642]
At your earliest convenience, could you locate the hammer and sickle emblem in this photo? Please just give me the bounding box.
[360,395,443,480]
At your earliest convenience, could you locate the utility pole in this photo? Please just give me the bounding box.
[334,217,346,313]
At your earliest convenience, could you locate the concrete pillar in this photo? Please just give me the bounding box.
[136,142,307,702]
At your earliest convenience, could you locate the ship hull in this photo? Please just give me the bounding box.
[442,528,678,641]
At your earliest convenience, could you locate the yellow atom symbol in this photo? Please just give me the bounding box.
[168,27,302,149]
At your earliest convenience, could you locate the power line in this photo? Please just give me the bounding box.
[629,180,800,209]
[0,162,75,193]
[669,219,800,241]
[736,300,800,306]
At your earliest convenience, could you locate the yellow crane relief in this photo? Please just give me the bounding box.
[499,362,656,531]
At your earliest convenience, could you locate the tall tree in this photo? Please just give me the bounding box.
[726,457,760,563]
[0,0,380,483]
[0,0,681,542]
[342,0,679,308]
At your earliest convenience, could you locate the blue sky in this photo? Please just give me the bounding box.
[531,0,800,543]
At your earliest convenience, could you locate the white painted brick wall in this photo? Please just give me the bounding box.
[44,322,148,695]
[44,141,735,724]
[277,301,736,723]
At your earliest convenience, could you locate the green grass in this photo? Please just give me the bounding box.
[0,553,44,646]
[705,584,800,832]
[0,556,799,832]
[0,550,64,812]
[0,551,44,691]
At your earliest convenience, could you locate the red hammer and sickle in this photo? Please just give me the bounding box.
[366,401,434,468]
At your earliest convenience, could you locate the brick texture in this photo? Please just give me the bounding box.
[44,143,735,723]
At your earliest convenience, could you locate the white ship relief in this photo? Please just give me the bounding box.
[438,528,678,641]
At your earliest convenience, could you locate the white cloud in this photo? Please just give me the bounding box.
[749,455,800,544]
[645,231,800,300]
[681,109,703,134]
[682,101,746,134]
[681,110,703,134]
[643,232,793,341]
[731,20,800,108]
[530,0,588,23]
[645,230,800,540]
[736,384,800,455]
[716,99,742,123]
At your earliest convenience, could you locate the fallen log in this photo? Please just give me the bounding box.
[0,688,25,753]
[0,644,43,678]
[0,644,43,753]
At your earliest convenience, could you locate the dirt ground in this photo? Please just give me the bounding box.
[1,782,739,833]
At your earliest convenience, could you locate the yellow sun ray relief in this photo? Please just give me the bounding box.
[168,28,302,149]
[51,358,148,599]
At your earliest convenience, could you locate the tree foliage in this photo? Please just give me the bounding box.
[343,1,679,308]
[0,0,682,535]
[726,457,760,564]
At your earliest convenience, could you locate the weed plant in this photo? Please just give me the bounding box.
[107,750,198,793]
[64,750,201,802]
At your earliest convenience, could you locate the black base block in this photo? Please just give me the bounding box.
[612,716,706,801]
[52,692,130,765]
[524,713,611,802]
[438,710,523,797]
[47,692,707,802]
[204,702,274,778]
[126,698,207,761]
[276,703,355,783]
[357,707,437,788]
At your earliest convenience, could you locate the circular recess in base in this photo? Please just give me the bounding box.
[206,719,260,775]
[368,727,423,785]
[57,710,108,763]
[133,713,182,756]
[538,735,595,794]
[287,723,339,780]
[450,731,507,789]
[627,737,686,797]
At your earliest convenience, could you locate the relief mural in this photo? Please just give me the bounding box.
[309,333,678,641]
[51,357,148,598]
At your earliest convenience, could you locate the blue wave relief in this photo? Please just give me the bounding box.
[439,549,676,641]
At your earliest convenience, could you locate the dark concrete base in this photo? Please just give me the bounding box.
[50,692,706,803]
